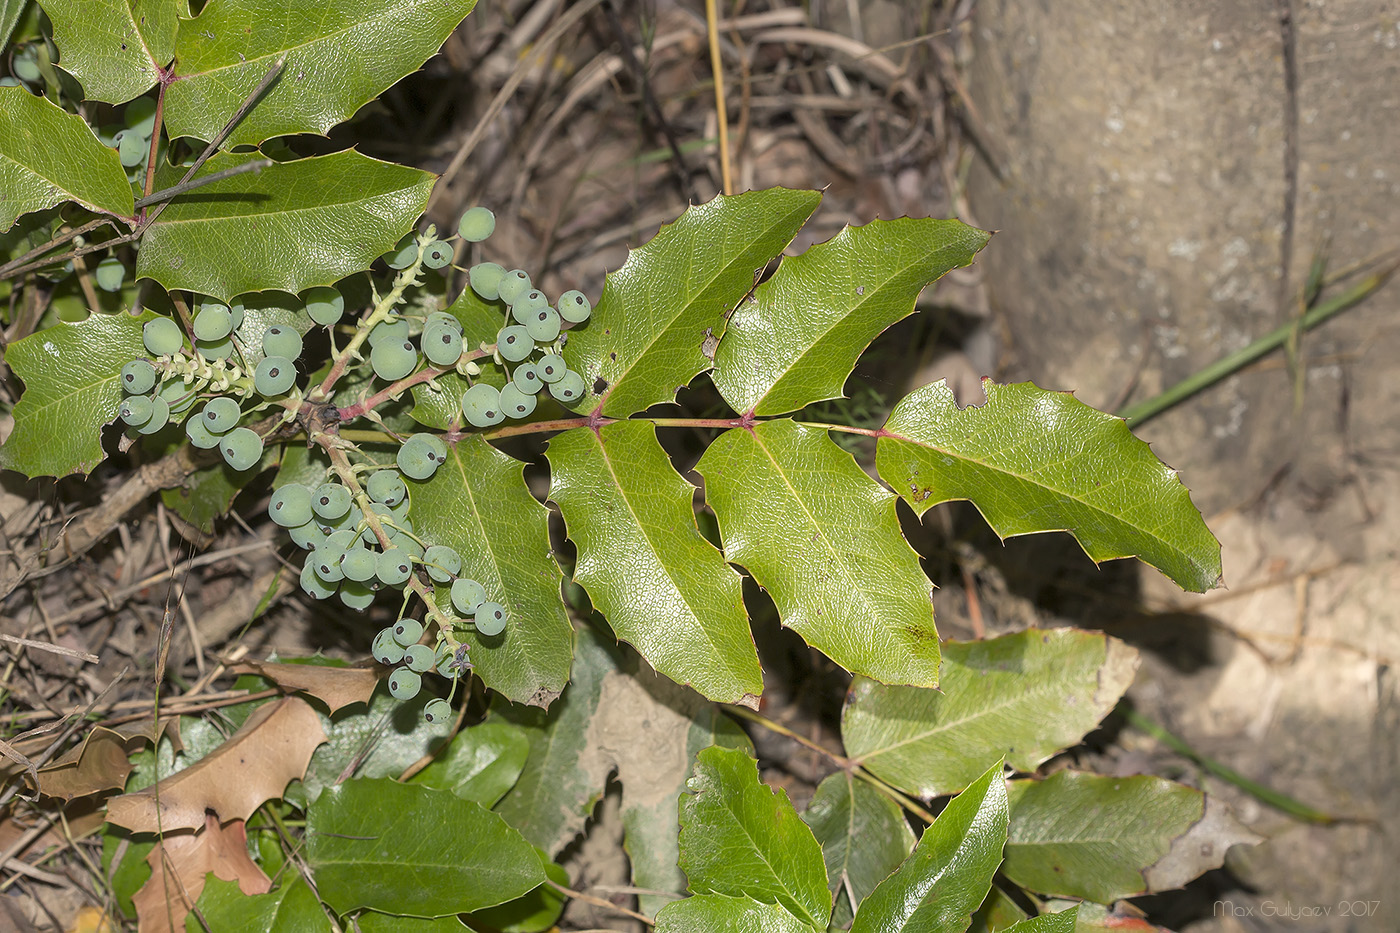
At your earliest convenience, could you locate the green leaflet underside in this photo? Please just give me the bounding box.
[876,379,1223,592]
[849,760,1007,933]
[696,419,939,687]
[306,778,544,918]
[801,772,915,925]
[547,420,763,706]
[1004,771,1207,903]
[841,629,1139,797]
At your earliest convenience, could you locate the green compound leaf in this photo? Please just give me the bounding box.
[187,876,330,933]
[654,894,819,933]
[714,218,990,416]
[0,87,135,231]
[842,630,1139,798]
[411,435,572,707]
[802,772,915,924]
[136,150,434,303]
[677,745,830,929]
[876,380,1223,593]
[41,0,177,104]
[0,311,151,478]
[163,0,478,148]
[547,421,763,707]
[564,187,821,418]
[1004,771,1237,903]
[409,716,529,808]
[850,759,1007,933]
[306,777,546,917]
[695,419,939,687]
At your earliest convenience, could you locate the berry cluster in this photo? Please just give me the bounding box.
[118,302,293,471]
[460,264,592,421]
[111,207,589,720]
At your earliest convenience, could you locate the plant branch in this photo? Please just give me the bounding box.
[725,704,851,767]
[1117,257,1397,428]
[336,345,493,422]
[319,442,455,634]
[726,705,939,824]
[133,159,275,209]
[316,245,427,399]
[547,879,654,927]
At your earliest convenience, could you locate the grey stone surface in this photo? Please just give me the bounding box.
[965,0,1399,928]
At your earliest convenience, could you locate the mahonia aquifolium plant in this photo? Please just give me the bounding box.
[0,3,1247,928]
[111,210,595,720]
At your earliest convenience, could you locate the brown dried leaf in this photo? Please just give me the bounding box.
[37,727,141,801]
[105,697,326,833]
[229,659,380,713]
[132,814,270,933]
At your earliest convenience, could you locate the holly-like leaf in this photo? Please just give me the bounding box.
[877,379,1223,593]
[1004,772,1259,903]
[547,421,763,706]
[802,772,915,924]
[306,777,546,917]
[134,815,270,933]
[654,894,819,933]
[676,746,831,929]
[696,419,939,687]
[0,311,151,478]
[410,717,530,807]
[188,877,331,933]
[842,630,1139,798]
[41,0,177,104]
[163,0,477,147]
[135,150,434,303]
[491,626,616,851]
[493,625,751,917]
[714,218,990,416]
[0,86,135,230]
[564,188,821,417]
[850,759,1007,933]
[410,435,572,707]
